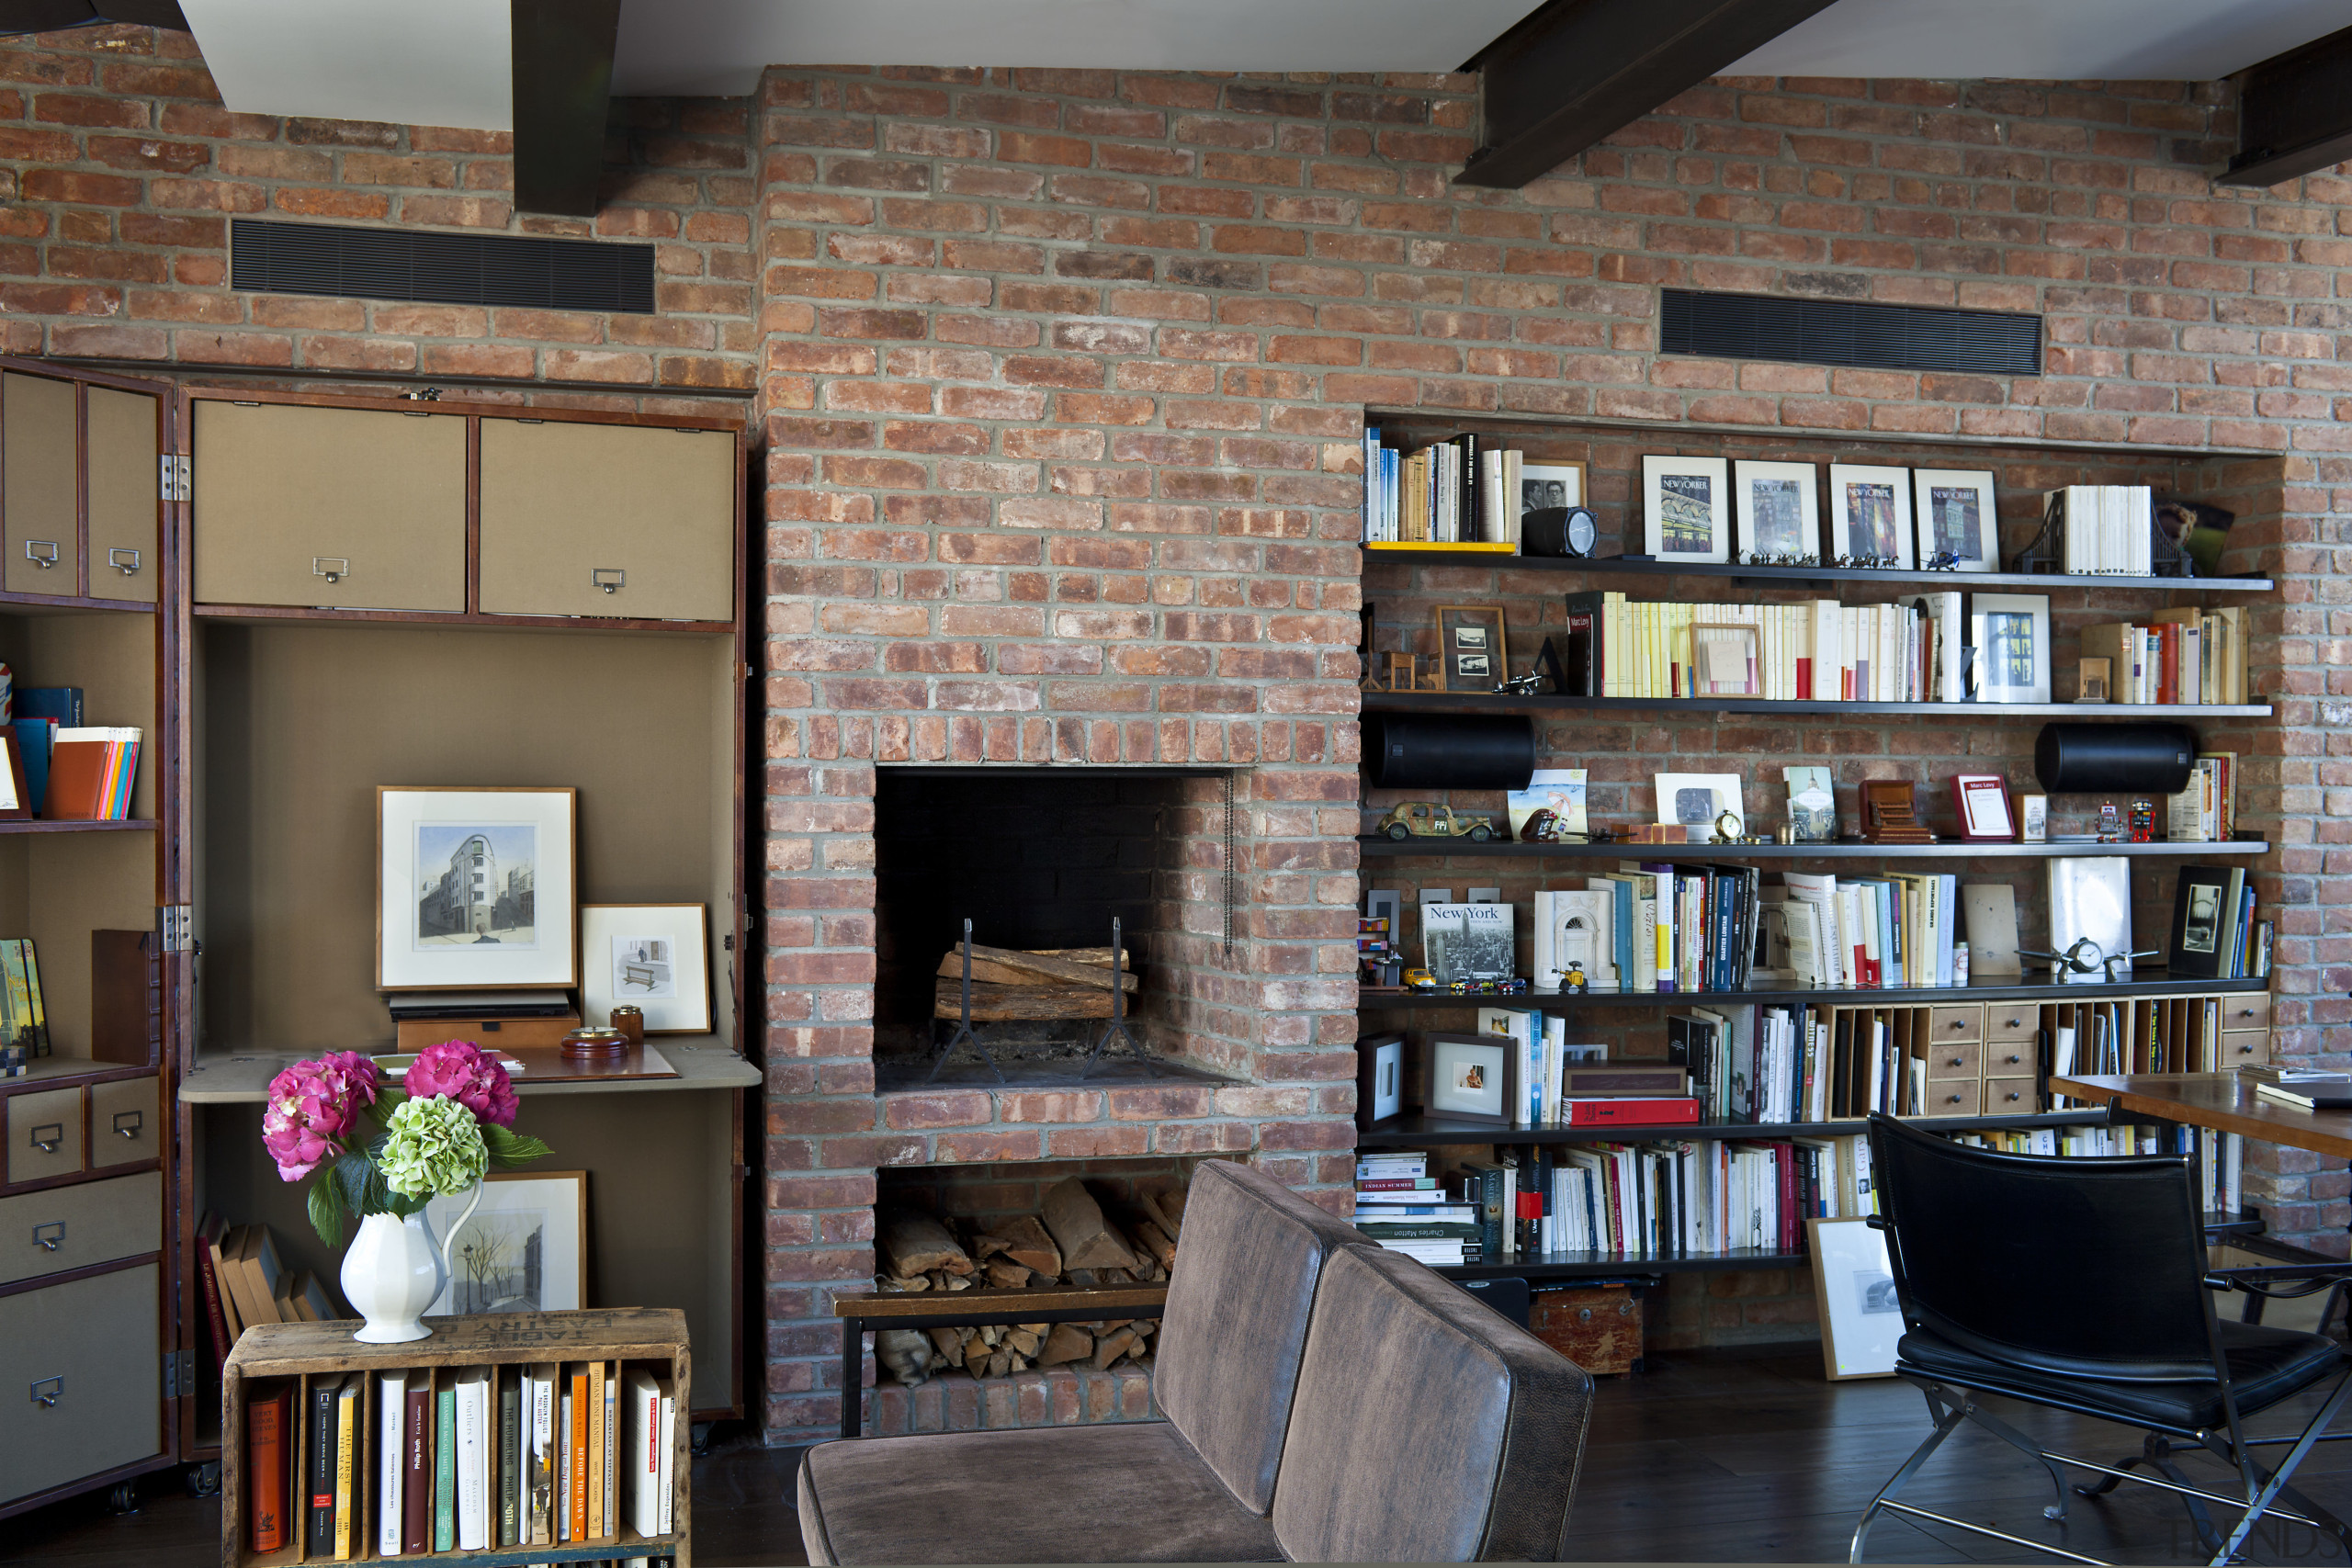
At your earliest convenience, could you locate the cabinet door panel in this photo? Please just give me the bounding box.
[0,1263,161,1506]
[4,371,78,596]
[85,387,159,604]
[192,401,466,612]
[0,1169,159,1285]
[478,419,735,622]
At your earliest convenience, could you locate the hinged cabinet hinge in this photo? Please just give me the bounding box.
[164,1349,192,1398]
[160,906,193,953]
[158,454,188,502]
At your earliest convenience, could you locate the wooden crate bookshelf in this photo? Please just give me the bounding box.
[220,1309,691,1568]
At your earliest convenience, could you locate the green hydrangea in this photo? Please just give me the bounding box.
[378,1093,489,1199]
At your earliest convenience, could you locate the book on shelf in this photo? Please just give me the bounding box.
[529,1360,557,1545]
[2084,609,2245,706]
[15,686,81,728]
[43,726,140,820]
[376,1371,406,1557]
[558,1373,573,1541]
[196,1210,240,1369]
[333,1371,361,1560]
[625,1367,671,1540]
[456,1365,492,1551]
[2043,484,2154,575]
[497,1367,521,1548]
[245,1382,294,1553]
[305,1369,339,1558]
[1422,902,1514,986]
[11,717,53,816]
[434,1370,457,1551]
[1360,427,1527,547]
[402,1373,432,1555]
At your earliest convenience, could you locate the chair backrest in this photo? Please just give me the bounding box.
[1152,1159,1368,1514]
[1867,1111,2219,1380]
[1272,1246,1593,1563]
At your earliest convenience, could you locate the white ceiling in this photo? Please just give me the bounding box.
[171,0,2344,132]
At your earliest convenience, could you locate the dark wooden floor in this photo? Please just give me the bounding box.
[13,1347,2352,1565]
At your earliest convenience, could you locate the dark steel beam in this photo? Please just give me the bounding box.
[0,1,187,36]
[2221,21,2352,188]
[510,0,621,217]
[1457,0,1839,189]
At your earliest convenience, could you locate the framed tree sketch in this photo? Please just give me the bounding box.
[1829,462,1916,568]
[581,902,713,1033]
[1641,455,1732,563]
[425,1170,588,1316]
[1435,604,1508,692]
[378,786,577,990]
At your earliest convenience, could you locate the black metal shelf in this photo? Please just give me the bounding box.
[1363,692,2273,719]
[1360,549,2274,594]
[1360,835,2270,862]
[1358,1109,2102,1148]
[1358,975,2267,1012]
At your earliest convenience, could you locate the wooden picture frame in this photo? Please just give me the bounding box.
[1423,1032,1514,1125]
[1808,1216,1901,1380]
[377,786,579,991]
[1690,621,1761,695]
[1951,773,2016,841]
[581,902,712,1034]
[424,1169,589,1316]
[1435,604,1508,692]
[1641,455,1732,563]
[1357,1032,1405,1131]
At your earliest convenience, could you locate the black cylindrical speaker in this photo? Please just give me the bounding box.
[1364,713,1537,790]
[2033,721,2198,795]
[1521,506,1596,558]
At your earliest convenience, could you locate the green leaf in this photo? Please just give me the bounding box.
[481,1123,549,1168]
[307,1174,345,1247]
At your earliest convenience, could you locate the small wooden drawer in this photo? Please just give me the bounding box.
[1919,1081,1982,1118]
[1983,1077,2038,1113]
[86,1077,156,1169]
[1983,1041,2037,1077]
[1529,1284,1642,1376]
[1928,1005,1982,1043]
[8,1087,83,1185]
[0,1170,158,1286]
[2223,1031,2271,1066]
[0,1261,161,1509]
[1987,1006,2039,1043]
[1925,1040,1981,1080]
[2223,993,2272,1032]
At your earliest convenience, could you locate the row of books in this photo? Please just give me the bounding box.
[2165,752,2239,842]
[2045,484,2157,575]
[1952,1123,2245,1215]
[1669,1000,1984,1123]
[0,685,143,819]
[244,1361,676,1558]
[197,1214,339,1367]
[2082,608,2249,705]
[1358,427,1527,546]
[1565,591,1966,704]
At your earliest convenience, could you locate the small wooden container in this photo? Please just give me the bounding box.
[560,1025,629,1062]
[609,1005,645,1046]
[1529,1283,1645,1375]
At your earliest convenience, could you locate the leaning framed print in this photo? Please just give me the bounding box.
[580,902,712,1034]
[1423,1032,1514,1126]
[1808,1216,1901,1380]
[1641,455,1732,563]
[1732,459,1819,563]
[425,1170,588,1316]
[1968,592,2052,705]
[1518,461,1586,519]
[1951,773,2017,841]
[1911,468,1999,571]
[1828,462,1916,568]
[378,786,578,990]
[1434,604,1508,692]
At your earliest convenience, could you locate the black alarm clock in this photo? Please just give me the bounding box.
[1522,505,1598,558]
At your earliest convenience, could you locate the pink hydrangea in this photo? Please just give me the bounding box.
[403,1040,518,1129]
[261,1051,380,1183]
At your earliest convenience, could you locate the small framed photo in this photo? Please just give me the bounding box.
[1732,459,1819,561]
[1912,468,1999,571]
[1435,604,1508,692]
[1424,1032,1514,1125]
[1654,772,1746,835]
[1828,463,1916,568]
[1951,773,2016,841]
[581,903,712,1034]
[1642,455,1732,563]
[1519,461,1586,519]
[1690,621,1761,695]
[1968,592,2051,705]
[378,787,577,991]
[1808,1216,1901,1380]
[2019,794,2049,843]
[1357,1032,1406,1131]
[424,1169,587,1316]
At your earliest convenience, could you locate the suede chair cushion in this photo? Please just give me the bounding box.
[1272,1246,1594,1563]
[1151,1158,1368,1514]
[796,1421,1283,1565]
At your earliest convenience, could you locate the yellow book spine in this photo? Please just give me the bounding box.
[334,1387,356,1561]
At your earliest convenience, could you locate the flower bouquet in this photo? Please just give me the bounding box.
[263,1041,548,1342]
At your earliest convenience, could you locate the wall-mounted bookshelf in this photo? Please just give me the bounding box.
[1363,692,2274,719]
[1361,549,2276,595]
[1359,975,2268,1011]
[1362,837,2270,862]
[1358,1108,2103,1149]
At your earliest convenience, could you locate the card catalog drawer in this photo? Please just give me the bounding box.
[2223,993,2272,1032]
[1983,1077,2038,1113]
[8,1087,82,1185]
[86,1077,155,1169]
[1925,1040,1981,1081]
[0,1170,158,1285]
[1986,1006,2038,1043]
[85,386,160,605]
[1928,1006,1982,1045]
[2223,1031,2271,1066]
[1918,1081,1982,1118]
[191,400,467,612]
[1983,1039,2037,1078]
[4,371,78,597]
[0,1262,161,1508]
[477,419,736,622]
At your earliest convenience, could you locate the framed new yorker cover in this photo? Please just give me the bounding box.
[378,786,578,990]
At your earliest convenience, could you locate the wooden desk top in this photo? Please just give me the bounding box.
[2050,1072,2352,1160]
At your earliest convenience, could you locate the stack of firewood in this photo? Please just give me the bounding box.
[870,1176,1184,1386]
[932,943,1137,1021]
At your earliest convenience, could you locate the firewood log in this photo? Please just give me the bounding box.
[1038,1323,1092,1366]
[995,1214,1063,1277]
[933,979,1116,1021]
[879,1211,972,1279]
[1043,1178,1139,1270]
[940,1274,971,1292]
[985,1348,1011,1379]
[1134,1220,1178,1271]
[925,1325,965,1366]
[878,1271,929,1292]
[1006,1327,1041,1357]
[978,1324,1003,1348]
[969,1232,1012,1261]
[1091,1328,1138,1370]
[983,1259,1033,1288]
[933,944,1140,992]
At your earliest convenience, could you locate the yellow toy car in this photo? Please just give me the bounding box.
[1374,802,1496,842]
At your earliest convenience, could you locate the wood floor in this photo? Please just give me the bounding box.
[12,1347,2352,1565]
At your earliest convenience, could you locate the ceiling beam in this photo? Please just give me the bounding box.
[0,0,186,35]
[1456,0,1839,189]
[2219,21,2352,188]
[510,0,620,217]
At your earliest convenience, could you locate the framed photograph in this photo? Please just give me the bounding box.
[1642,455,1731,563]
[2075,657,2110,704]
[377,787,577,991]
[1357,1032,1406,1131]
[1732,459,1819,561]
[1690,621,1761,695]
[1912,468,1998,571]
[425,1170,587,1316]
[1951,773,2016,841]
[1968,592,2051,705]
[2167,867,2240,981]
[1828,463,1916,568]
[581,903,712,1034]
[2019,794,2049,844]
[1808,1216,1901,1380]
[1653,772,1746,834]
[1435,604,1508,693]
[1519,461,1586,519]
[1424,1032,1514,1125]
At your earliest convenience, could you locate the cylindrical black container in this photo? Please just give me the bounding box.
[1364,713,1537,790]
[1521,506,1596,558]
[2033,721,2198,795]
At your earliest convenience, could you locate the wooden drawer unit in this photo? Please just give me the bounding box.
[1987,1006,2038,1043]
[1983,1078,2038,1113]
[1983,1039,2036,1078]
[0,1170,158,1286]
[3,370,78,596]
[478,418,737,622]
[85,385,160,604]
[1928,1005,1982,1043]
[1920,1080,1982,1118]
[86,1077,155,1169]
[8,1087,83,1185]
[2223,1032,2272,1066]
[0,1262,161,1508]
[2223,993,2272,1032]
[191,400,468,612]
[1925,1040,1981,1081]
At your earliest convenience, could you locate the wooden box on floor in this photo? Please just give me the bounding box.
[1529,1283,1644,1375]
[220,1308,691,1568]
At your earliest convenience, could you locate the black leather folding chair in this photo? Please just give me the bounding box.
[1852,1113,2352,1566]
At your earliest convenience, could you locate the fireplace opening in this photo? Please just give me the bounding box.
[872,765,1239,1088]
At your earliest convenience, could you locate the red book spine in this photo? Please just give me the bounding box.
[249,1385,292,1553]
[1778,1151,1799,1250]
[1561,1098,1701,1125]
[402,1384,433,1554]
[195,1234,233,1371]
[2157,625,2178,705]
[1353,1178,1432,1190]
[1796,655,1812,702]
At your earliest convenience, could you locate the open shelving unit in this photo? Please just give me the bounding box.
[1363,692,2273,719]
[1361,976,2269,1012]
[1363,836,2270,862]
[1363,549,2275,594]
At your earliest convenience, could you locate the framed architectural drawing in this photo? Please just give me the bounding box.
[581,902,712,1033]
[1809,1217,1901,1380]
[377,786,577,990]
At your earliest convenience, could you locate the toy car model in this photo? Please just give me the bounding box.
[1375,802,1495,842]
[1403,967,1436,990]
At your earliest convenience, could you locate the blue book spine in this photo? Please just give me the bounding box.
[13,719,53,817]
[16,687,79,726]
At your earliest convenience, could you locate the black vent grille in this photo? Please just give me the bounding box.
[1660,288,2041,376]
[232,219,654,314]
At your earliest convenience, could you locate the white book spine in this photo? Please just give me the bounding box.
[656,1389,676,1538]
[379,1373,405,1557]
[530,1373,553,1545]
[456,1374,490,1552]
[628,1372,663,1540]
